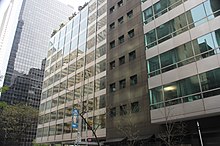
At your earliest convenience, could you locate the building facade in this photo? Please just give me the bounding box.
[106,0,158,144]
[36,0,107,145]
[0,0,73,145]
[142,0,220,145]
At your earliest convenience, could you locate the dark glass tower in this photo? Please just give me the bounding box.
[0,0,73,145]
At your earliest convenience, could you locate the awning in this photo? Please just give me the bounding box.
[104,137,127,144]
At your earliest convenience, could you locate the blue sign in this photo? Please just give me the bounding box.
[72,123,78,128]
[72,109,79,129]
[72,109,79,116]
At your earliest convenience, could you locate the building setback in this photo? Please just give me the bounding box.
[36,0,107,145]
[0,0,73,145]
[142,0,220,145]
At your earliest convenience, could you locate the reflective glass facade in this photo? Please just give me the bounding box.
[0,0,73,145]
[37,0,107,144]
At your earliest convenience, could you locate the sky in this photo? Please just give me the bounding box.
[58,0,90,11]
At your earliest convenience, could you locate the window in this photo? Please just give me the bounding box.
[118,0,123,7]
[110,6,115,13]
[110,40,115,49]
[119,79,126,89]
[120,104,127,115]
[118,16,124,24]
[129,50,136,61]
[128,29,135,38]
[131,102,139,113]
[110,107,116,117]
[110,22,115,30]
[110,61,115,70]
[118,35,124,44]
[110,83,116,92]
[119,56,125,65]
[127,10,133,18]
[130,75,137,85]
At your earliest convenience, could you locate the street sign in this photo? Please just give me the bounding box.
[72,109,79,116]
[72,123,78,128]
[72,109,79,129]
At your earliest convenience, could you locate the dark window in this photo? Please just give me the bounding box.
[120,104,127,115]
[130,75,137,85]
[118,16,124,24]
[119,56,125,65]
[128,29,135,38]
[129,50,136,61]
[110,107,116,117]
[119,79,126,89]
[131,102,139,113]
[110,61,115,70]
[118,35,124,44]
[110,83,116,92]
[118,0,123,7]
[110,40,115,49]
[127,10,133,18]
[110,6,115,13]
[110,22,115,30]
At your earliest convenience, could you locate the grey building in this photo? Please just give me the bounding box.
[142,0,220,145]
[0,0,73,145]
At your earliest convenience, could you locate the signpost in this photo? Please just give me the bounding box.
[72,109,80,146]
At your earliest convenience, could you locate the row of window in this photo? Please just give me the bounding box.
[110,29,135,49]
[110,50,136,70]
[109,0,124,14]
[40,94,105,114]
[45,44,106,77]
[145,0,220,49]
[147,29,220,77]
[150,68,220,109]
[109,10,133,30]
[110,101,139,117]
[37,114,106,137]
[142,0,187,24]
[41,76,106,101]
[44,59,106,91]
[109,75,137,92]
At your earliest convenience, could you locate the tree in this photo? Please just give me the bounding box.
[0,104,38,146]
[32,139,49,146]
[158,107,188,146]
[0,74,9,93]
[73,98,101,146]
[115,105,141,146]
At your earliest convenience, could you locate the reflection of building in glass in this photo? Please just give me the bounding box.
[0,0,73,145]
[143,0,220,145]
[36,0,107,144]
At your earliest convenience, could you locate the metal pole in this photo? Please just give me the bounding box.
[197,121,204,146]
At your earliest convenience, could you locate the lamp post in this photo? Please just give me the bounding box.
[197,121,203,146]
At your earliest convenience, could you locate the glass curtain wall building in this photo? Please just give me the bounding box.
[36,0,107,144]
[142,0,220,145]
[0,0,73,145]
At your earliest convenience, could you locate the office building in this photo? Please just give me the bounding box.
[0,0,73,145]
[36,0,107,144]
[105,0,158,145]
[142,0,220,145]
